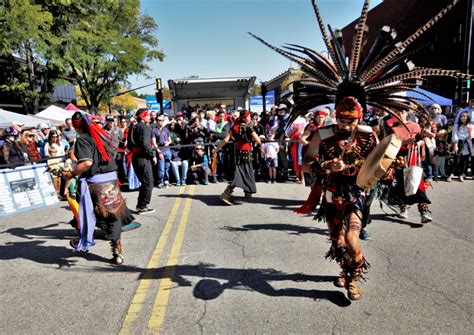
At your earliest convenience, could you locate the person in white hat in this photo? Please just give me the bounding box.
[37,123,50,158]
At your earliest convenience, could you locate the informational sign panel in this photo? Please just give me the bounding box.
[0,163,59,217]
[145,96,172,115]
[250,90,275,113]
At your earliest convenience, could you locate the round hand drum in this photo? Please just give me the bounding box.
[356,134,402,189]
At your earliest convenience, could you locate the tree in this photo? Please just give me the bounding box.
[1,0,164,114]
[281,69,305,89]
[62,0,165,112]
[110,93,137,114]
[0,0,57,113]
[162,88,171,101]
[251,84,261,96]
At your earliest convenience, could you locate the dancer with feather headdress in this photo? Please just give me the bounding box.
[250,0,471,300]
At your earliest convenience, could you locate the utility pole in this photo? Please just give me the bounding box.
[461,0,474,104]
[155,78,163,114]
[261,82,267,114]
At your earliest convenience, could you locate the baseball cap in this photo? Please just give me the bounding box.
[12,120,24,127]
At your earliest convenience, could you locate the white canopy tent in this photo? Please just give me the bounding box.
[397,88,453,106]
[0,108,47,128]
[35,105,75,125]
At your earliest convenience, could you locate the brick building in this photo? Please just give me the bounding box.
[341,0,474,105]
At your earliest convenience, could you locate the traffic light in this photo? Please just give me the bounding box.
[155,78,162,91]
[261,83,267,96]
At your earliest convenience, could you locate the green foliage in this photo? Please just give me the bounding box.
[0,0,56,112]
[0,0,53,56]
[61,0,165,111]
[129,92,150,99]
[251,84,261,96]
[0,0,164,113]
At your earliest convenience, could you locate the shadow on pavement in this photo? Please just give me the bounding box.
[0,223,112,240]
[95,262,351,307]
[370,214,424,228]
[160,193,302,209]
[222,223,328,236]
[1,223,76,240]
[0,239,110,269]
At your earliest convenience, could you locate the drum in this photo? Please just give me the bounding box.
[46,158,73,177]
[356,134,402,189]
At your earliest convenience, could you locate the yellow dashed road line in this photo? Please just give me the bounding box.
[147,185,195,332]
[119,186,187,335]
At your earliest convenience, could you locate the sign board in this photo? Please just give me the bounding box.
[250,90,275,113]
[0,163,59,217]
[145,96,172,115]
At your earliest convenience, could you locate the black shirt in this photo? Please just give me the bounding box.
[2,141,25,164]
[74,133,117,178]
[127,122,154,158]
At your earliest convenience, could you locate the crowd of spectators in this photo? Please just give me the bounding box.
[1,99,473,201]
[141,103,342,188]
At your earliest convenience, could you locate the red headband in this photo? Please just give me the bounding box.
[240,111,251,119]
[314,111,328,117]
[138,110,150,119]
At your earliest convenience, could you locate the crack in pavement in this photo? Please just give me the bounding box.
[430,221,472,244]
[225,230,250,267]
[372,244,472,322]
[400,273,473,322]
[196,300,207,335]
[331,314,339,335]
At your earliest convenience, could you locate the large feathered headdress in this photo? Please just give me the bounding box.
[249,0,472,125]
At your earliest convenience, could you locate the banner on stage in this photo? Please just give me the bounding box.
[250,90,275,113]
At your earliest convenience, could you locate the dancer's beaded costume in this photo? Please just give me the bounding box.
[250,0,471,300]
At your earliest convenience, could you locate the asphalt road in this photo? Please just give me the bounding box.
[0,178,472,334]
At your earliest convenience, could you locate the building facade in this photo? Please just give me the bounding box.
[341,0,474,105]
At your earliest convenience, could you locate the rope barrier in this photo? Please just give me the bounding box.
[0,138,302,169]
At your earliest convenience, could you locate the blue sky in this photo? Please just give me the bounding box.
[128,0,383,94]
